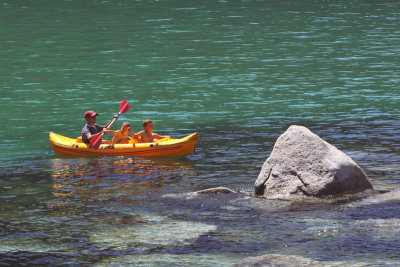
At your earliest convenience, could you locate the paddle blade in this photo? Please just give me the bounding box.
[120,99,131,114]
[90,133,103,149]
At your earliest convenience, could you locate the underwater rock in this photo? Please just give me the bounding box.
[90,219,217,250]
[162,187,237,199]
[255,125,373,200]
[96,253,238,266]
[237,253,372,266]
[196,187,237,194]
[237,254,316,266]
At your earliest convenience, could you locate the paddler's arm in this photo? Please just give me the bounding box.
[83,131,103,143]
[134,131,145,143]
[128,127,137,139]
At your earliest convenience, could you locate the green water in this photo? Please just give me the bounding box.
[1,0,400,265]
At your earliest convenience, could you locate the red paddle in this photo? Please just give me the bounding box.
[90,99,131,149]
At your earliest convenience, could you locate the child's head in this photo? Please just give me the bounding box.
[121,122,131,132]
[142,119,152,127]
[142,119,154,132]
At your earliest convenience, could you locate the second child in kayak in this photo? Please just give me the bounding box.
[136,119,170,143]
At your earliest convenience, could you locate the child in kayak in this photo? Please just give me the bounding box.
[106,122,137,145]
[136,119,170,143]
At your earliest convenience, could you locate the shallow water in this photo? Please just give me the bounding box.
[1,0,400,265]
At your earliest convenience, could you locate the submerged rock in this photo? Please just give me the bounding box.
[97,253,238,266]
[237,254,317,266]
[90,219,217,249]
[163,187,237,199]
[255,125,373,200]
[237,253,372,266]
[196,187,237,195]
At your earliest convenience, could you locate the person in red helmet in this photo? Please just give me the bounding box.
[81,110,117,144]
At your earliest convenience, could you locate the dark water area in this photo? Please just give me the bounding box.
[1,0,400,265]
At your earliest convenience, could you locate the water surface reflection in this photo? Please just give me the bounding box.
[48,157,196,209]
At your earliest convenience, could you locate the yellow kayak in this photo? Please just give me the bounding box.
[49,132,198,157]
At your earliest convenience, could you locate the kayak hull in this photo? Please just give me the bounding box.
[49,132,198,157]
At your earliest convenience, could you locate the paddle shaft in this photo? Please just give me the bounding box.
[90,99,131,149]
[105,112,121,130]
[92,110,123,142]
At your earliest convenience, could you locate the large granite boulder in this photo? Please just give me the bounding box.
[255,125,373,199]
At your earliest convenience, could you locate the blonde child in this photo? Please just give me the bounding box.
[105,122,136,145]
